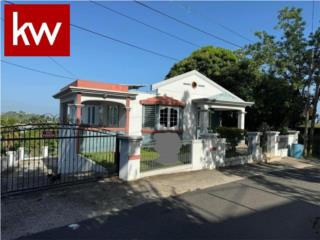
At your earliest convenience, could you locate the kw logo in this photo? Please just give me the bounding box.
[4,4,70,56]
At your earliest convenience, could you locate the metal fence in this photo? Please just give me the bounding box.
[1,124,119,195]
[140,141,192,172]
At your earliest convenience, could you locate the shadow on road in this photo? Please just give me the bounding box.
[3,165,320,240]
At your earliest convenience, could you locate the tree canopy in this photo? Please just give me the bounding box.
[165,7,319,135]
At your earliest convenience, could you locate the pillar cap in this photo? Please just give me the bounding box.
[287,130,299,134]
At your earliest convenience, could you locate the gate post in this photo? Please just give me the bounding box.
[118,135,142,181]
[247,132,262,162]
[265,131,280,158]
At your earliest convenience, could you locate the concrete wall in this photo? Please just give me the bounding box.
[192,138,226,170]
[127,91,155,136]
[265,131,299,158]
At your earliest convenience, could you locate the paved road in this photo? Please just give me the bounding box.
[19,167,320,240]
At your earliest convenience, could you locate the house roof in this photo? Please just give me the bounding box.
[53,80,138,99]
[140,96,185,107]
[152,70,248,104]
[65,80,129,92]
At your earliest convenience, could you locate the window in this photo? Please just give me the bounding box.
[159,106,179,130]
[143,105,156,128]
[170,108,178,127]
[107,105,119,127]
[160,107,168,127]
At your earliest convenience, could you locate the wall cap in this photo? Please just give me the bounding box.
[118,135,143,141]
[265,131,280,135]
[287,130,300,135]
[247,132,262,136]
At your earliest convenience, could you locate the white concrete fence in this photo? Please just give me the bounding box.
[118,130,300,181]
[2,130,300,179]
[1,146,50,171]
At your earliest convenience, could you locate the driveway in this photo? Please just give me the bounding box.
[9,165,320,240]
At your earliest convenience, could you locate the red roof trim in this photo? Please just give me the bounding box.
[69,80,128,92]
[140,96,185,107]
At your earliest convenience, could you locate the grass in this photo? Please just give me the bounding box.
[82,145,191,172]
[82,152,115,169]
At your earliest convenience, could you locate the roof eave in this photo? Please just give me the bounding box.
[53,87,138,99]
[192,98,254,107]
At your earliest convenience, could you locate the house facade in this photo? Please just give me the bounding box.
[53,70,254,141]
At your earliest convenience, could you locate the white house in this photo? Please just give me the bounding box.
[53,70,254,141]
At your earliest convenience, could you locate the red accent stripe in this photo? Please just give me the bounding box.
[129,155,140,160]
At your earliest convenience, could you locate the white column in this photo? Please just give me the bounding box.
[119,135,142,181]
[7,151,15,167]
[199,105,209,135]
[18,147,24,161]
[237,110,245,129]
[42,146,49,158]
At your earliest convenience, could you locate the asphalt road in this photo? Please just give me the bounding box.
[18,167,320,240]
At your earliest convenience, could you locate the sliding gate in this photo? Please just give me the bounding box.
[1,124,119,195]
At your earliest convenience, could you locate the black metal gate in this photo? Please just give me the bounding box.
[1,124,119,195]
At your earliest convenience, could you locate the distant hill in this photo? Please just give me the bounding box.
[0,111,58,126]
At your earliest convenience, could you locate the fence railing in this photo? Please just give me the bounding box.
[1,124,119,195]
[140,141,192,172]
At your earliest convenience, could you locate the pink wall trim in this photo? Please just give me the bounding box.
[129,155,140,160]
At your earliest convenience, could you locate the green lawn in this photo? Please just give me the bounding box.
[82,152,115,169]
[83,146,191,172]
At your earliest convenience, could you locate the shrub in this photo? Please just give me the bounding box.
[216,127,245,150]
[279,127,289,135]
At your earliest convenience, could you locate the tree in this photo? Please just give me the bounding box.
[166,45,302,130]
[166,46,260,102]
[307,27,320,155]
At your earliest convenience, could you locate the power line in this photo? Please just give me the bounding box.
[1,60,74,79]
[90,1,200,48]
[48,57,78,79]
[175,2,253,43]
[135,1,242,48]
[70,23,179,61]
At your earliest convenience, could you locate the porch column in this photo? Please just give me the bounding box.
[125,97,131,134]
[75,93,82,125]
[199,105,209,135]
[237,110,245,130]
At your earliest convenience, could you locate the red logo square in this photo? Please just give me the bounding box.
[4,4,70,56]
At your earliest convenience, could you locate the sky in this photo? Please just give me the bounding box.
[1,1,320,116]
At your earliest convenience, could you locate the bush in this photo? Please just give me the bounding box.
[279,127,289,135]
[216,127,245,150]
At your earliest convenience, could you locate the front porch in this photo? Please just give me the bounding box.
[61,100,129,132]
[193,98,252,138]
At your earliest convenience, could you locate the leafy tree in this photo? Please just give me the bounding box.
[166,46,260,102]
[244,7,319,155]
